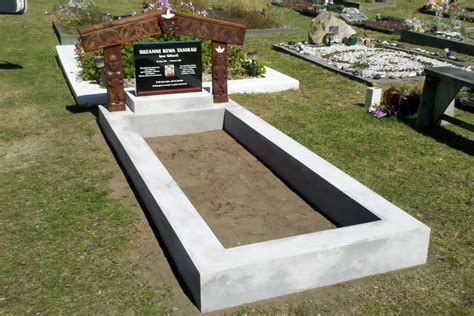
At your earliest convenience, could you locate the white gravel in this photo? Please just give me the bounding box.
[299,44,455,78]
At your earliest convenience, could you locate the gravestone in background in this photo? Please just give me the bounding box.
[0,0,27,14]
[133,40,202,96]
[308,11,356,44]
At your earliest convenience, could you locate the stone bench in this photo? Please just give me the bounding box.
[416,67,474,130]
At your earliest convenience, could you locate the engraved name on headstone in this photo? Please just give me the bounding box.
[133,40,202,96]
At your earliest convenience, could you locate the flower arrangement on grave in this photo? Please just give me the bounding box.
[75,0,266,84]
[368,86,421,119]
[404,12,464,40]
[404,17,427,33]
[417,0,467,39]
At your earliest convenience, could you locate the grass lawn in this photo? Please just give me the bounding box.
[1,0,473,314]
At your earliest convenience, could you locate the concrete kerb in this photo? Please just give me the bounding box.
[56,45,300,107]
[99,98,430,312]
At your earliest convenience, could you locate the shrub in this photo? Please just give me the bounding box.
[208,0,280,29]
[54,1,111,33]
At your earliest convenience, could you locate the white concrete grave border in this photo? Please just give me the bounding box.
[56,45,300,107]
[99,97,430,312]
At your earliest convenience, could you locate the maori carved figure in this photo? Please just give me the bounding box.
[104,45,126,111]
[212,41,228,103]
[159,18,178,34]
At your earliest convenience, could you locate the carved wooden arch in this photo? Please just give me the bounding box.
[78,10,246,111]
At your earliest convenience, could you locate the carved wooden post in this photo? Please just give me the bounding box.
[104,45,126,111]
[211,41,228,103]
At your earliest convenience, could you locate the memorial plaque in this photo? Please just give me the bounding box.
[134,40,202,96]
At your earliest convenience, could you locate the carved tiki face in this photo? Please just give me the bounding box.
[107,54,121,73]
[159,18,177,34]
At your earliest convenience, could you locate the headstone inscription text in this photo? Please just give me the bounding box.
[133,40,202,96]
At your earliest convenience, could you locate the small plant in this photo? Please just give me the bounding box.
[353,62,369,69]
[54,0,111,33]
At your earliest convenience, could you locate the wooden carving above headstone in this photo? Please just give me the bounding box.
[77,9,246,110]
[78,10,246,52]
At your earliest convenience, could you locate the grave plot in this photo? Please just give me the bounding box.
[81,8,430,312]
[100,99,430,312]
[274,43,460,85]
[355,16,405,34]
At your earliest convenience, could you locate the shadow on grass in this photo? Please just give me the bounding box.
[98,120,198,310]
[400,116,474,156]
[0,61,22,69]
[66,104,98,115]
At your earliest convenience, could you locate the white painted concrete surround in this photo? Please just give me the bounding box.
[99,98,430,312]
[56,45,299,107]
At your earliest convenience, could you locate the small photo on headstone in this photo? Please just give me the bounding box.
[165,64,175,77]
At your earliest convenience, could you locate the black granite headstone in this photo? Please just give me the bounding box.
[133,40,202,96]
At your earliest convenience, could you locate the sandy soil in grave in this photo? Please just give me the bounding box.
[146,130,335,248]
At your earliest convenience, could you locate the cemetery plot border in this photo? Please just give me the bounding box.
[52,21,79,45]
[401,30,474,56]
[99,99,430,312]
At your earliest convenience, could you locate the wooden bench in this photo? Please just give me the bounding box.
[416,67,474,130]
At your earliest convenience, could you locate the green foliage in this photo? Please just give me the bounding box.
[353,62,370,69]
[77,34,266,82]
[54,1,111,33]
[208,3,280,29]
[75,48,103,82]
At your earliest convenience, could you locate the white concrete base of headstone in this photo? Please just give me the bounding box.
[126,90,214,114]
